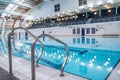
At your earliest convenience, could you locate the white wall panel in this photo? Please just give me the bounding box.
[27,21,120,36]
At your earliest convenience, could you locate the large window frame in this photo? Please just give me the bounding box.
[79,0,87,6]
[77,28,80,34]
[54,4,60,12]
[86,28,90,34]
[73,28,76,34]
[91,28,96,34]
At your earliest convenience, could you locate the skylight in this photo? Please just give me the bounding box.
[1,0,25,17]
[5,4,16,11]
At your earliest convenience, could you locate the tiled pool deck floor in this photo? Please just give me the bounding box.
[0,67,21,80]
[0,53,88,80]
[0,53,120,80]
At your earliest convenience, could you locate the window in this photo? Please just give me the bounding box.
[73,28,76,34]
[79,0,83,6]
[25,32,28,40]
[19,32,21,40]
[77,28,80,34]
[54,4,60,12]
[91,28,96,34]
[79,0,87,6]
[86,28,90,34]
[83,0,87,5]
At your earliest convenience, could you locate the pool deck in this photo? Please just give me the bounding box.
[0,53,88,80]
[107,61,120,80]
[0,53,120,80]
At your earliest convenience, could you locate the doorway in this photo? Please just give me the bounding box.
[81,28,85,36]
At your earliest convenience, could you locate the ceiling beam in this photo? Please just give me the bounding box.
[43,0,54,2]
[0,0,35,9]
[34,0,43,5]
[0,10,29,17]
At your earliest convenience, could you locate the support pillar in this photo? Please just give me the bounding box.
[99,9,101,17]
[86,12,88,19]
[115,7,118,15]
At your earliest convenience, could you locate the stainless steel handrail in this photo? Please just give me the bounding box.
[31,34,69,76]
[0,17,6,36]
[3,30,7,41]
[0,37,7,53]
[8,27,44,80]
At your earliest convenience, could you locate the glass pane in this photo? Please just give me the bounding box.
[86,28,90,34]
[91,28,96,34]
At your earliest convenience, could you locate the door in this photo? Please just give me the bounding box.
[19,32,21,40]
[73,28,76,34]
[25,32,28,40]
[43,31,45,41]
[81,28,85,36]
[77,28,80,34]
[43,31,45,34]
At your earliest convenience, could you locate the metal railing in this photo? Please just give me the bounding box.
[31,34,69,76]
[0,37,7,53]
[0,17,6,36]
[8,27,44,80]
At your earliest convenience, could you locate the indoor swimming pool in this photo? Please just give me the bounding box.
[0,36,120,80]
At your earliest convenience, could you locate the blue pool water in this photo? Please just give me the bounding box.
[0,36,120,80]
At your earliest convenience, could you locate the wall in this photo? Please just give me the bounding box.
[27,21,120,36]
[30,0,120,19]
[11,21,120,51]
[12,21,120,39]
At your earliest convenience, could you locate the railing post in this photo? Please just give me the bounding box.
[36,45,44,67]
[34,34,69,76]
[7,27,43,80]
[60,45,69,76]
[8,34,13,76]
[31,44,35,80]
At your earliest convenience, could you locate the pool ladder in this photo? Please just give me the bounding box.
[8,27,44,80]
[8,27,69,80]
[32,33,69,77]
